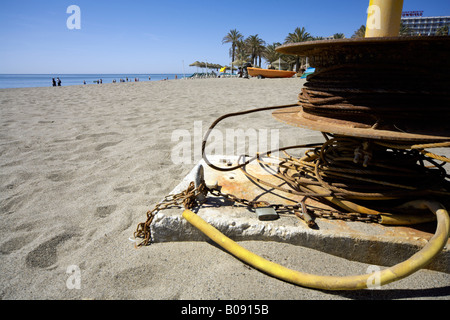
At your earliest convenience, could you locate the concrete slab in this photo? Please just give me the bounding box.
[150,155,449,274]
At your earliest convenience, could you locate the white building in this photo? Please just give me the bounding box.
[401,15,450,36]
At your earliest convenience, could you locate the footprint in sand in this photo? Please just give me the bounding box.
[1,194,27,215]
[112,266,159,291]
[25,234,73,269]
[95,141,121,151]
[46,172,73,182]
[113,185,141,193]
[0,234,36,254]
[75,132,120,141]
[95,205,117,218]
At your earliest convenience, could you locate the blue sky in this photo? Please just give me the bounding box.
[0,0,449,74]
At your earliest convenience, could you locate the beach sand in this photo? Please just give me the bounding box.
[1,78,449,300]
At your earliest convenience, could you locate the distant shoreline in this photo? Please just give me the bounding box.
[0,73,192,89]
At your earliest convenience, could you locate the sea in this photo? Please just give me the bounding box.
[0,74,192,89]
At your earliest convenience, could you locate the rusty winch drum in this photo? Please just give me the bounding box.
[274,36,450,143]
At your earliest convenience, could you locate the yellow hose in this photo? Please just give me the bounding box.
[182,200,449,290]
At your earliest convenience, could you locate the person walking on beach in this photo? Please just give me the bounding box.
[57,78,61,86]
[52,78,56,87]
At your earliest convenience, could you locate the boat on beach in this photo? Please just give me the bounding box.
[247,67,296,79]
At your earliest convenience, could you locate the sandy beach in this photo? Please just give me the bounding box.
[1,78,449,301]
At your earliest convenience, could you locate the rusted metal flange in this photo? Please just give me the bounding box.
[273,106,450,142]
[276,36,450,68]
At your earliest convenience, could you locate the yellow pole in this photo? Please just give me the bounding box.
[365,0,404,37]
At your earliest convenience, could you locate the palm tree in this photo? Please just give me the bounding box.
[263,42,281,66]
[256,41,266,67]
[285,27,312,43]
[333,33,345,39]
[351,25,366,38]
[436,25,449,36]
[399,22,413,36]
[245,34,266,67]
[284,27,312,72]
[222,29,244,73]
[234,40,250,62]
[280,54,298,71]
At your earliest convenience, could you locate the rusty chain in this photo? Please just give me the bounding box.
[134,143,448,246]
[134,104,448,247]
[134,175,379,246]
[208,186,379,226]
[134,181,207,246]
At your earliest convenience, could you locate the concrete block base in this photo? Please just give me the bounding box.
[150,156,449,273]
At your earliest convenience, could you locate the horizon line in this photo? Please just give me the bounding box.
[0,73,190,75]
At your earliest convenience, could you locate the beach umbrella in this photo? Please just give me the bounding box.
[270,58,288,70]
[189,61,201,67]
[189,61,202,72]
[232,59,246,67]
[210,63,223,71]
[196,62,224,72]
